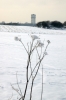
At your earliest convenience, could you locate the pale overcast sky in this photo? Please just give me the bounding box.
[0,0,66,23]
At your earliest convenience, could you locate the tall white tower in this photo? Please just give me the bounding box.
[31,14,36,25]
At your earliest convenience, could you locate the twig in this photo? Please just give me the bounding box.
[16,72,23,100]
[41,65,43,100]
[11,84,21,96]
[20,40,29,54]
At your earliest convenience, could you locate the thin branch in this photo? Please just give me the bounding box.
[16,73,23,99]
[36,47,43,100]
[30,79,34,100]
[28,43,49,81]
[28,55,43,81]
[30,59,33,80]
[41,65,43,100]
[29,57,42,100]
[30,59,41,100]
[20,40,29,54]
[27,43,29,53]
[11,84,21,96]
[31,42,38,53]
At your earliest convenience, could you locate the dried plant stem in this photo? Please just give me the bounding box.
[30,79,34,100]
[41,65,43,100]
[16,73,23,99]
[13,35,50,100]
[19,40,34,100]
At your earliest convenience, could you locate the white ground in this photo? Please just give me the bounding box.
[0,25,66,100]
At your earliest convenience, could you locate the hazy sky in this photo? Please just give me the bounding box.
[0,0,66,23]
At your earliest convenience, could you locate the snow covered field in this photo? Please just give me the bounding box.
[0,25,66,100]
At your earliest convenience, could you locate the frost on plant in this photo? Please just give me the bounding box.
[15,36,21,41]
[30,34,40,40]
[47,40,50,44]
[11,34,50,100]
[37,40,44,47]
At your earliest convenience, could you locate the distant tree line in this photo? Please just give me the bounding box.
[0,22,34,26]
[0,22,24,26]
[0,21,66,28]
[36,21,66,28]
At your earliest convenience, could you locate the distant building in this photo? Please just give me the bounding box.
[31,14,36,25]
[0,15,37,27]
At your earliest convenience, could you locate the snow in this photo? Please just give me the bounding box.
[0,25,66,100]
